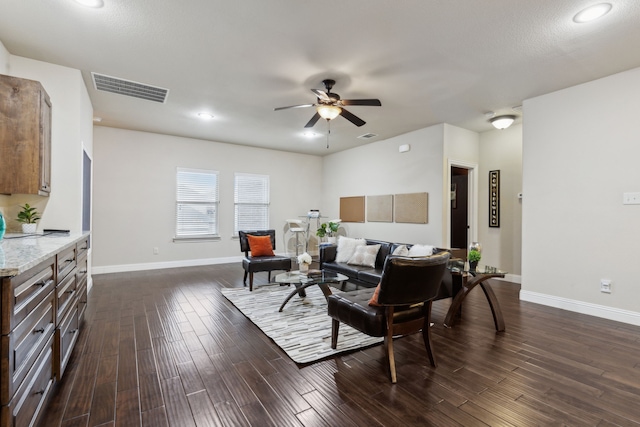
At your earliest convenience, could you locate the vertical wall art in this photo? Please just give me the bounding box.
[489,170,500,227]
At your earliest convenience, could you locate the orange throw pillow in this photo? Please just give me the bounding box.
[368,283,382,306]
[247,234,274,257]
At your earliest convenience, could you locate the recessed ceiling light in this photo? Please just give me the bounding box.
[573,3,612,23]
[73,0,104,8]
[197,113,214,120]
[93,116,102,122]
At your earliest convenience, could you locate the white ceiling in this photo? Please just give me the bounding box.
[1,0,639,155]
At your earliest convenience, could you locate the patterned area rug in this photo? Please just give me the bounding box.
[220,284,383,364]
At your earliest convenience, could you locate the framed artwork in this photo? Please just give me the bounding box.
[340,196,365,222]
[489,170,500,227]
[367,194,393,222]
[394,192,428,224]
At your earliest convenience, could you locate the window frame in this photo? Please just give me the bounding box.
[234,172,270,235]
[174,167,220,241]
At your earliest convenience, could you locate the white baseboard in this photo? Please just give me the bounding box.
[92,256,244,275]
[496,273,521,284]
[520,290,640,327]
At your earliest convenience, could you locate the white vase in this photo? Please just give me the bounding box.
[22,223,37,234]
[299,263,309,274]
[327,236,337,244]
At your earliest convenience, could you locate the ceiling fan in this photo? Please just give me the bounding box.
[275,79,381,128]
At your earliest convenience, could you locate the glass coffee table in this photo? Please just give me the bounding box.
[275,270,348,312]
[444,264,507,331]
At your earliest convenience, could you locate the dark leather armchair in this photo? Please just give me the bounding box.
[327,252,450,383]
[239,230,292,291]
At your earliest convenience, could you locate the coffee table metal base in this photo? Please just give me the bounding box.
[278,282,333,312]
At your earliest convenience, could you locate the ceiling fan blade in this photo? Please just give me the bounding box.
[340,99,382,107]
[304,112,321,128]
[274,103,315,111]
[339,108,366,127]
[311,89,330,102]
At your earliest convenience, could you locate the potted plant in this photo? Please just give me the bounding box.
[17,203,40,234]
[297,252,312,273]
[316,221,340,243]
[468,249,481,271]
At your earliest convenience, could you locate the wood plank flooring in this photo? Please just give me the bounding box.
[38,263,640,426]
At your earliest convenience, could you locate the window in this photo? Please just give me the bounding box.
[176,168,219,238]
[234,173,269,233]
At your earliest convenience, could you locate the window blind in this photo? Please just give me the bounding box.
[176,168,219,237]
[234,173,269,233]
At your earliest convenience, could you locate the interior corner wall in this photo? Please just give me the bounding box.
[0,40,9,74]
[521,66,640,324]
[91,127,322,271]
[0,54,92,235]
[321,125,445,245]
[478,124,522,275]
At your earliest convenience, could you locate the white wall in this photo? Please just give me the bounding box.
[92,127,323,272]
[521,66,640,325]
[0,53,92,235]
[478,124,522,275]
[322,124,445,245]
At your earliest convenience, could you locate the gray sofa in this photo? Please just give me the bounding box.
[319,239,460,300]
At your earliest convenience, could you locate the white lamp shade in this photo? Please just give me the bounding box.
[317,105,342,120]
[490,115,516,130]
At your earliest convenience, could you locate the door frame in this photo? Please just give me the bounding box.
[446,159,478,249]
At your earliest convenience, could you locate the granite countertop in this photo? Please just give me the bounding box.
[0,232,90,277]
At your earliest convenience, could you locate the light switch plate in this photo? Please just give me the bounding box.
[623,192,640,205]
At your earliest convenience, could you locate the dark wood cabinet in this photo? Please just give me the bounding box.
[0,74,52,196]
[1,236,89,427]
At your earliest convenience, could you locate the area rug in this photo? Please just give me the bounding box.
[220,284,383,364]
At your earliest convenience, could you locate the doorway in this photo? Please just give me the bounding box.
[450,167,469,250]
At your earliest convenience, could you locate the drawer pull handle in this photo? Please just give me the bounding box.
[79,270,87,274]
[70,329,78,334]
[34,328,45,334]
[33,389,45,395]
[66,289,75,295]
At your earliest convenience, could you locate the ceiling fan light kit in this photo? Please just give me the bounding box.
[490,115,516,130]
[317,104,342,120]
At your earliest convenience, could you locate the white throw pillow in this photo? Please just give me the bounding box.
[347,244,381,268]
[408,244,435,257]
[392,245,409,256]
[335,236,366,263]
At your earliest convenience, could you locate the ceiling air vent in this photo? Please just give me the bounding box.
[91,72,169,103]
[358,133,378,139]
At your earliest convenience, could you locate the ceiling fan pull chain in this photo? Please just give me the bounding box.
[327,120,331,149]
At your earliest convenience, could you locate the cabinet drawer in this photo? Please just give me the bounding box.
[1,292,54,406]
[1,259,55,335]
[55,306,78,380]
[56,246,76,281]
[76,237,89,259]
[55,269,77,323]
[6,335,54,427]
[76,254,88,288]
[77,281,88,326]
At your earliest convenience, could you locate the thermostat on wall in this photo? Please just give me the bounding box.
[399,144,411,153]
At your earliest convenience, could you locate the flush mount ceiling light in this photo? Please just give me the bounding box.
[302,131,318,138]
[317,104,342,120]
[197,112,214,120]
[73,0,104,8]
[573,3,612,23]
[489,115,516,130]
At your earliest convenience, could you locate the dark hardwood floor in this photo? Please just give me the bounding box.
[39,263,640,426]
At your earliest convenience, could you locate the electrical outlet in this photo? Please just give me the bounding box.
[600,279,611,293]
[153,247,159,255]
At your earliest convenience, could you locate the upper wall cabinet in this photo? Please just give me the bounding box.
[0,74,52,196]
